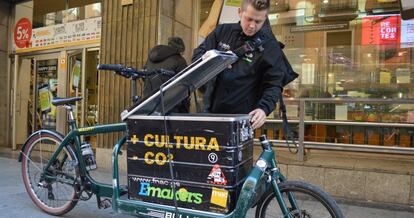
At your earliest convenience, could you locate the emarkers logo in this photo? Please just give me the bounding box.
[138,182,203,204]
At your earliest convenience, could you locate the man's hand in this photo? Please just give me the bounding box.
[249,108,266,129]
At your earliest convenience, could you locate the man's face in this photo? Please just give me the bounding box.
[238,4,268,36]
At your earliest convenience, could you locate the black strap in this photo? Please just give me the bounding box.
[279,92,299,154]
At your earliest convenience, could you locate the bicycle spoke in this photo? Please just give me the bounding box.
[21,152,43,173]
[22,134,79,215]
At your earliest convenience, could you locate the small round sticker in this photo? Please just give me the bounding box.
[208,153,218,163]
[256,159,267,171]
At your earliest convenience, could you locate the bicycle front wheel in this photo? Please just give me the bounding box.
[21,131,79,216]
[256,180,344,218]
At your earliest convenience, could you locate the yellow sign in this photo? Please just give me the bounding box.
[225,0,242,7]
[39,87,51,112]
[210,187,228,208]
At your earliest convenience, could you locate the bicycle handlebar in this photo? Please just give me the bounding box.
[97,64,175,79]
[97,64,124,71]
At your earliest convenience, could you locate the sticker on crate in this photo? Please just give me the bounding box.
[135,178,203,204]
[210,187,229,208]
[208,152,218,163]
[207,164,228,185]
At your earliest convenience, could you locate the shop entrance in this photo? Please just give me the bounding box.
[66,48,99,147]
[13,53,60,148]
[13,48,99,149]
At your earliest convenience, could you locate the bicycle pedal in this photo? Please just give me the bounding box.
[99,198,112,209]
[37,181,47,188]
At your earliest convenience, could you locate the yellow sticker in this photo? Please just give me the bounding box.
[210,188,228,208]
[225,0,242,7]
[78,127,94,132]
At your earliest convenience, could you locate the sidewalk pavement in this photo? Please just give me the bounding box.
[0,148,413,218]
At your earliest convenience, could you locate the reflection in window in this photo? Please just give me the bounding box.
[33,0,101,28]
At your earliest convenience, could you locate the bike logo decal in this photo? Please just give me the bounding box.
[165,212,201,218]
[142,209,201,218]
[210,187,228,208]
[207,164,228,185]
[208,153,218,163]
[78,127,94,132]
[138,183,203,204]
[238,151,242,162]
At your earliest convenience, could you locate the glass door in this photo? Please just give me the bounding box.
[67,48,99,148]
[34,58,59,131]
[67,50,83,125]
[84,49,99,127]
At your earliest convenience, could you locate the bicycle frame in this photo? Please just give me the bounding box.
[20,118,299,218]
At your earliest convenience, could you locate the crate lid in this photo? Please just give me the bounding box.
[121,50,238,121]
[127,113,250,122]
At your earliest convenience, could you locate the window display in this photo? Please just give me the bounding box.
[196,0,414,147]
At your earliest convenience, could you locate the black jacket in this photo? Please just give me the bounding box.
[145,45,187,73]
[192,23,290,115]
[144,45,189,113]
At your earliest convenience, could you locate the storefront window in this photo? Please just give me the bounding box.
[266,0,414,147]
[199,0,216,28]
[33,0,101,28]
[85,3,101,19]
[270,1,413,102]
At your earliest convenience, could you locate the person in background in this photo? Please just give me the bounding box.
[144,36,189,113]
[192,0,296,129]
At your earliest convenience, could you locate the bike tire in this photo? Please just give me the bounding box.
[255,180,344,218]
[21,131,79,216]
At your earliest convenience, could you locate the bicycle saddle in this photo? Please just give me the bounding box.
[51,97,82,106]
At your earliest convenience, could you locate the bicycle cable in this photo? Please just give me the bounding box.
[159,82,180,216]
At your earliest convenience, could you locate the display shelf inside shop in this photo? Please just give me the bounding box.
[341,83,412,90]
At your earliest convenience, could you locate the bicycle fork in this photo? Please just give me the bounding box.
[260,136,300,218]
[268,165,300,218]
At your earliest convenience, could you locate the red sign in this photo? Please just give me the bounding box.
[361,15,401,46]
[206,164,228,185]
[14,18,32,48]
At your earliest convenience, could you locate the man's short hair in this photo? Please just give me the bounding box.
[241,0,270,11]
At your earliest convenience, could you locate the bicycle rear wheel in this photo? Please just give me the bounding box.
[255,180,344,218]
[21,131,79,216]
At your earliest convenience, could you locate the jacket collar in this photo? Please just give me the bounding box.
[236,21,265,40]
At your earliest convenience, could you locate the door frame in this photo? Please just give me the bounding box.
[66,48,85,128]
[11,45,99,150]
[12,52,60,150]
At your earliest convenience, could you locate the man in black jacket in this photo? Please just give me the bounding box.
[144,36,189,112]
[145,37,187,74]
[192,0,289,129]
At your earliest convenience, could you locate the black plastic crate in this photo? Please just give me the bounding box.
[126,114,254,213]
